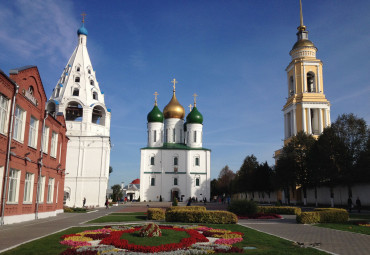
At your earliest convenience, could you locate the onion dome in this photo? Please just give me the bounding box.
[292,39,315,50]
[147,105,164,123]
[77,24,88,36]
[163,81,185,119]
[186,107,203,124]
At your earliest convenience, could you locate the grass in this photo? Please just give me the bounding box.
[87,214,147,223]
[349,213,370,220]
[315,222,370,235]
[120,229,189,246]
[110,212,146,216]
[2,223,328,255]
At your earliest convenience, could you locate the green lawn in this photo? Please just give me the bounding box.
[87,214,147,223]
[315,222,370,235]
[120,229,189,246]
[110,212,146,216]
[349,213,370,220]
[2,223,328,255]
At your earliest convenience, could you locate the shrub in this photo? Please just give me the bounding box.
[297,209,348,224]
[147,208,165,220]
[165,210,238,224]
[166,206,206,212]
[139,223,162,237]
[258,206,301,215]
[227,200,258,216]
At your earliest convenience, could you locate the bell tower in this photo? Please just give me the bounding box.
[283,0,330,144]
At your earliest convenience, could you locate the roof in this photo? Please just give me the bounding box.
[9,65,37,74]
[131,179,140,184]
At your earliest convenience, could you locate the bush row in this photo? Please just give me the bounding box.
[147,208,165,220]
[258,206,302,215]
[165,210,238,224]
[166,206,206,212]
[296,208,348,224]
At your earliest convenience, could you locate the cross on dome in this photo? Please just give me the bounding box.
[193,93,198,107]
[188,104,193,111]
[81,12,86,23]
[171,78,178,91]
[153,91,159,106]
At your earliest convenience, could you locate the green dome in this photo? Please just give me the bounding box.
[147,105,164,123]
[186,107,203,124]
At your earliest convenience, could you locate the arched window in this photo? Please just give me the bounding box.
[195,177,200,186]
[90,80,94,86]
[75,77,80,83]
[174,178,178,186]
[55,87,60,98]
[151,177,155,186]
[307,72,316,92]
[173,157,178,166]
[76,67,80,72]
[193,131,197,143]
[150,157,155,165]
[88,69,91,74]
[153,130,157,142]
[289,76,294,96]
[73,88,79,96]
[93,92,98,100]
[66,101,83,121]
[92,105,106,126]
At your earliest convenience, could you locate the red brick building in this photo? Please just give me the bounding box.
[0,66,68,225]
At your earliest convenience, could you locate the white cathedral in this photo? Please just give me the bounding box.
[47,20,111,207]
[140,80,211,202]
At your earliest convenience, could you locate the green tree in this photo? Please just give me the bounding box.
[111,184,123,202]
[216,165,235,196]
[234,155,259,194]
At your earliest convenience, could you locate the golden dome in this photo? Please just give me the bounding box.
[292,39,315,50]
[163,91,185,119]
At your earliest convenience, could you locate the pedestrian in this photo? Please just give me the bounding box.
[83,197,86,208]
[347,197,353,212]
[186,197,192,206]
[105,198,109,209]
[227,196,231,205]
[356,197,362,213]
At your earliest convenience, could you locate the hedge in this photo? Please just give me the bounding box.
[258,206,301,215]
[297,208,348,224]
[165,210,238,224]
[228,200,258,216]
[166,206,206,212]
[147,208,165,220]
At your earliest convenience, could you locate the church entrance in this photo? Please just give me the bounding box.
[171,189,180,202]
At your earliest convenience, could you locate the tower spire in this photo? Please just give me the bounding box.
[297,0,306,31]
[171,78,177,93]
[193,93,198,107]
[153,92,159,106]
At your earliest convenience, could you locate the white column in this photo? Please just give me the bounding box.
[302,108,306,132]
[318,108,323,133]
[324,108,328,127]
[307,108,312,134]
[292,108,297,135]
[303,65,306,92]
[328,109,331,125]
[284,114,288,139]
[316,66,321,92]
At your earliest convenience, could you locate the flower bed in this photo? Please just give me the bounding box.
[238,212,282,219]
[60,224,244,254]
[354,221,370,227]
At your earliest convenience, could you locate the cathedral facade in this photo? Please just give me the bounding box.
[47,20,111,207]
[140,80,210,202]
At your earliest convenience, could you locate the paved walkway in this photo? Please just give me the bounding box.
[1,202,370,255]
[239,215,370,255]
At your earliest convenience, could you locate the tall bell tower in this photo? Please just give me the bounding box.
[283,0,331,144]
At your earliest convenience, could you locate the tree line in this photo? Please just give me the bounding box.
[211,113,370,204]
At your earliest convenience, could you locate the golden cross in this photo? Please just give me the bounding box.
[153,92,159,105]
[193,93,198,107]
[81,12,87,23]
[188,104,193,111]
[171,78,178,91]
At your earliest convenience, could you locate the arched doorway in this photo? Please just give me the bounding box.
[171,188,180,202]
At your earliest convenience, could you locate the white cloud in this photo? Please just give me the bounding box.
[0,0,78,62]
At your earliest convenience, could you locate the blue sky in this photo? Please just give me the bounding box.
[1,0,369,188]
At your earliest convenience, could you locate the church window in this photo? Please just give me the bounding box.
[66,101,83,121]
[75,77,80,83]
[195,178,200,186]
[194,131,197,143]
[73,88,79,96]
[174,178,178,186]
[88,69,91,74]
[150,157,155,165]
[55,87,60,97]
[90,80,94,86]
[174,157,178,166]
[307,72,316,92]
[151,177,155,186]
[289,76,294,96]
[195,157,200,166]
[76,67,80,72]
[93,92,98,100]
[92,105,106,126]
[173,129,175,142]
[165,129,168,142]
[154,130,157,142]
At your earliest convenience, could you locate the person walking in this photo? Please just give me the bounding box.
[347,197,353,212]
[105,198,109,209]
[356,197,362,213]
[83,197,86,208]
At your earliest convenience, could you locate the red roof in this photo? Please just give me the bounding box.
[131,179,140,184]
